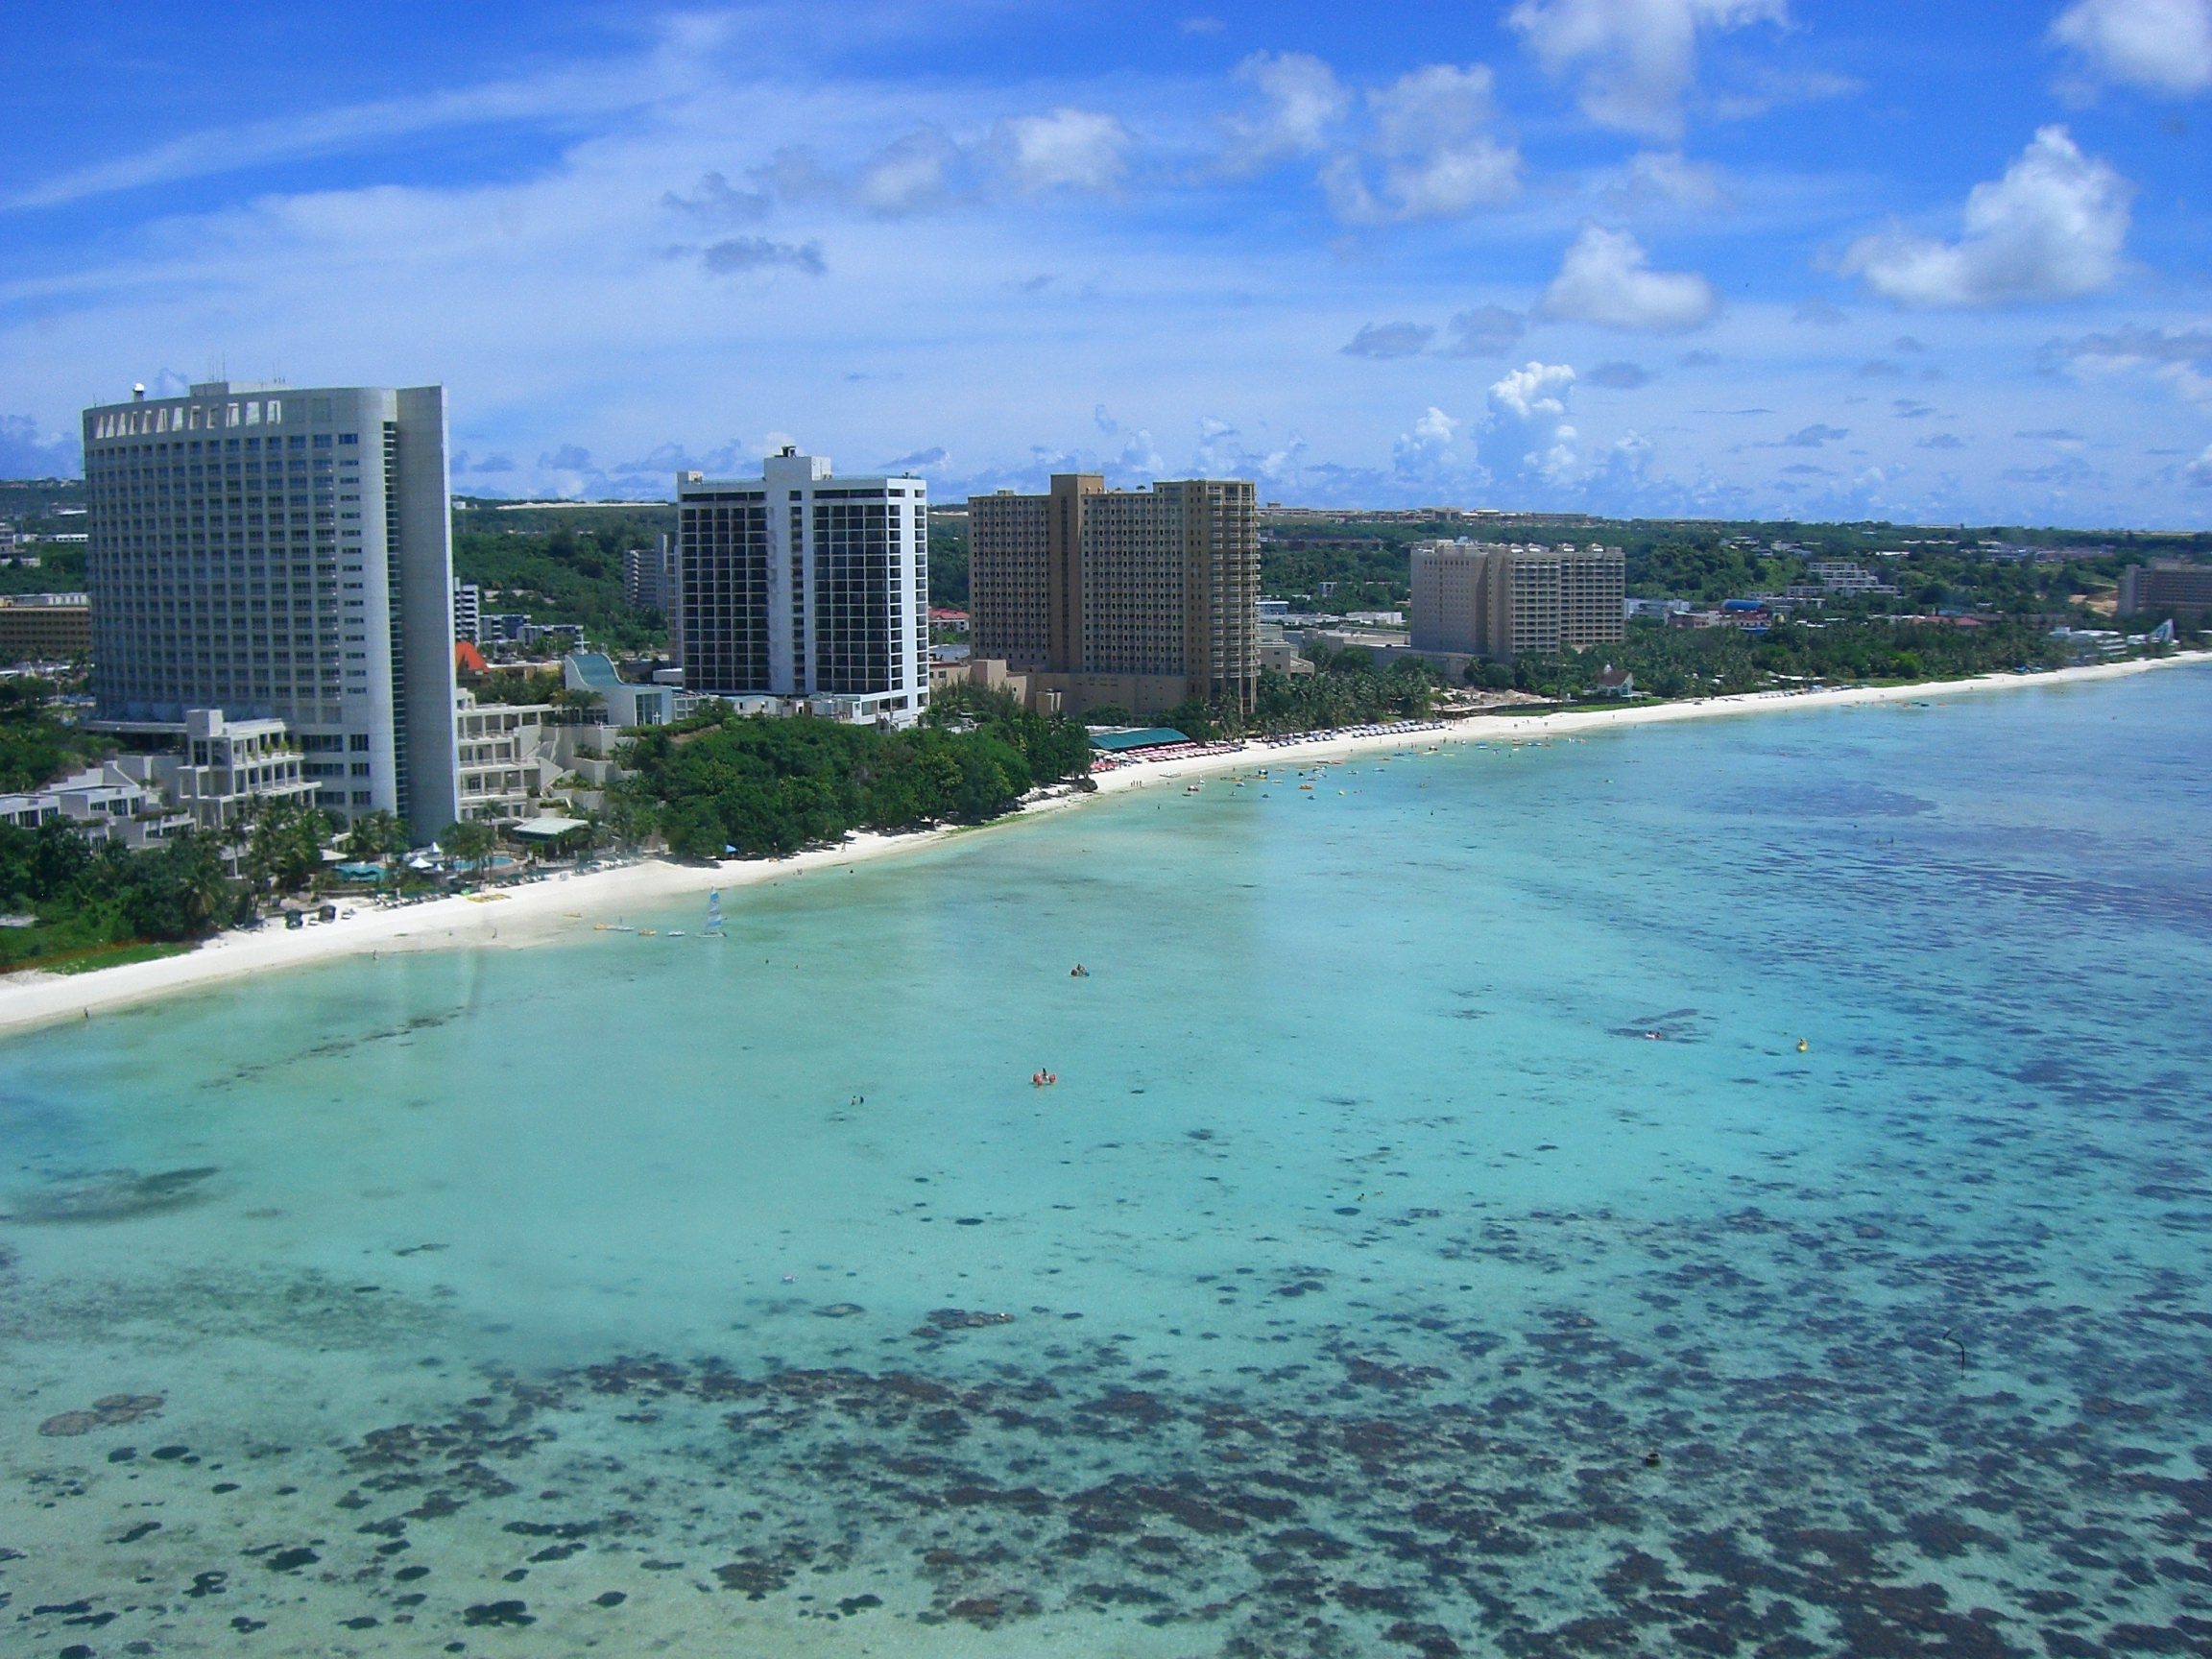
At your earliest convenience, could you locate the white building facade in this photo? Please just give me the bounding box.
[82,381,461,844]
[451,579,483,645]
[677,448,928,725]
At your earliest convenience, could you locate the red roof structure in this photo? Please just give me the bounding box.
[455,638,488,673]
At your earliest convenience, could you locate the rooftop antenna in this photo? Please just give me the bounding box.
[132,383,146,401]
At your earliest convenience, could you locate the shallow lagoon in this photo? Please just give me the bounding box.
[4,665,2210,1656]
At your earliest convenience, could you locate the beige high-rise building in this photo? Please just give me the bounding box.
[1411,540,1624,661]
[968,473,1260,717]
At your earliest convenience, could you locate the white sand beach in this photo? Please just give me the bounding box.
[0,650,2199,1038]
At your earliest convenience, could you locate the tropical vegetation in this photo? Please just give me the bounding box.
[1479,617,2076,702]
[616,685,1093,860]
[1157,650,1441,741]
[0,678,98,793]
[0,822,238,972]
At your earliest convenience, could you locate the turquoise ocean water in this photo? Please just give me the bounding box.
[4,664,2210,1656]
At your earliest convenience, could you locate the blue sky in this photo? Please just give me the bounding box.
[2,0,2208,526]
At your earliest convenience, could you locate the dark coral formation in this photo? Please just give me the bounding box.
[37,1395,165,1437]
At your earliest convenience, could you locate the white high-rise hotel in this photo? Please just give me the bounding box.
[82,382,460,843]
[677,447,928,725]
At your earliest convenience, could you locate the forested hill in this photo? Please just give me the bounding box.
[1246,513,2212,613]
[448,499,675,650]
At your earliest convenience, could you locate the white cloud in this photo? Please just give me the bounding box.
[1839,126,2131,307]
[737,128,958,217]
[1411,405,1457,445]
[2046,322,2212,404]
[0,413,81,477]
[1489,361,1577,421]
[1606,149,1729,209]
[1379,142,1525,219]
[1226,52,1349,164]
[1479,363,1583,488]
[854,129,959,214]
[4,66,665,212]
[2051,0,2212,96]
[1540,225,1717,330]
[1321,62,1522,222]
[994,108,1131,193]
[1369,62,1499,153]
[1506,0,1789,138]
[2188,441,2212,485]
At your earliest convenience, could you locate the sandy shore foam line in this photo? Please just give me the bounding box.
[1,651,2200,1038]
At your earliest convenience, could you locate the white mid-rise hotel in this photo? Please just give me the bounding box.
[677,448,928,725]
[82,382,461,843]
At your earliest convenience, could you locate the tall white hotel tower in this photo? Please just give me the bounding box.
[677,447,929,725]
[82,382,461,844]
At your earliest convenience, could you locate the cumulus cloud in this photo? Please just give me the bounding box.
[994,108,1131,193]
[1226,52,1349,164]
[1781,423,1849,446]
[1370,62,1500,153]
[1479,362,1582,488]
[2051,0,2212,96]
[1916,433,1967,449]
[1540,225,1717,330]
[852,130,959,214]
[1490,361,1577,421]
[0,414,81,478]
[1322,62,1521,221]
[1506,0,1789,138]
[1393,405,1461,476]
[1839,126,2131,307]
[2188,441,2212,485]
[1586,360,1651,387]
[1082,407,1168,476]
[700,236,825,276]
[1190,418,1308,488]
[2043,323,2212,403]
[1605,149,1729,209]
[727,130,959,217]
[1342,322,1437,358]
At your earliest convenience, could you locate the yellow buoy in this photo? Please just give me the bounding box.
[1796,1039,1809,1052]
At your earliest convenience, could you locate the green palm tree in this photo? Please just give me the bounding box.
[343,808,406,861]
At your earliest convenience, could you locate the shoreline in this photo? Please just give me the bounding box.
[0,651,2200,1038]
